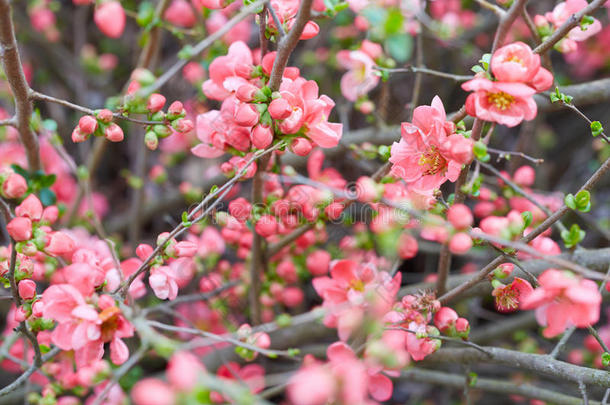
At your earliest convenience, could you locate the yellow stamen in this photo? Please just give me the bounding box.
[418,145,447,176]
[487,92,515,111]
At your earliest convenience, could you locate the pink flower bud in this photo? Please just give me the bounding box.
[173,118,193,133]
[277,259,297,283]
[94,1,125,38]
[449,233,473,255]
[455,317,470,335]
[18,279,36,300]
[356,176,380,203]
[131,379,176,405]
[513,166,535,187]
[434,307,458,332]
[147,93,166,113]
[167,352,205,392]
[78,115,98,135]
[447,204,473,230]
[251,124,273,149]
[325,202,344,220]
[144,131,159,150]
[71,127,89,143]
[234,103,259,127]
[42,206,59,224]
[16,194,43,221]
[168,101,185,117]
[268,98,292,120]
[255,215,278,238]
[357,100,374,114]
[306,250,331,276]
[32,300,44,317]
[174,241,197,257]
[2,173,27,199]
[229,197,252,222]
[534,15,548,28]
[14,306,27,323]
[398,232,418,259]
[104,123,124,142]
[236,84,260,103]
[282,286,304,307]
[46,232,75,256]
[182,62,205,84]
[290,138,312,156]
[136,243,154,260]
[7,217,32,241]
[96,108,113,124]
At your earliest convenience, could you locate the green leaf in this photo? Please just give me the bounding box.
[580,15,595,31]
[521,211,533,229]
[564,194,576,210]
[384,9,404,35]
[591,121,603,137]
[39,188,56,206]
[385,34,413,63]
[602,352,610,367]
[468,372,478,387]
[471,65,485,74]
[575,190,591,212]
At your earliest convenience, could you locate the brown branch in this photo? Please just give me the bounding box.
[400,368,601,405]
[267,0,313,91]
[0,0,41,171]
[491,0,528,52]
[423,346,610,387]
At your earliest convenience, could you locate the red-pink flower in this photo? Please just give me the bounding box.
[520,269,601,337]
[389,96,470,190]
[202,41,253,101]
[462,78,538,127]
[492,277,534,312]
[545,0,602,43]
[94,1,125,39]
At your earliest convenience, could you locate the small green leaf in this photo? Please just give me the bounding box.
[385,34,413,63]
[591,121,603,137]
[39,188,56,206]
[564,194,576,210]
[580,15,595,31]
[468,372,478,387]
[521,211,533,229]
[602,352,610,367]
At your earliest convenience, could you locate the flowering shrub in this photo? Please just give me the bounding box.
[0,0,609,404]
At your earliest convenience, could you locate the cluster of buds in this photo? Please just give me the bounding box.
[71,109,124,143]
[235,323,271,361]
[143,98,193,151]
[433,307,470,339]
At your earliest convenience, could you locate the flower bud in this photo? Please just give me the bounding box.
[7,217,32,241]
[172,118,194,133]
[46,232,75,256]
[18,279,36,300]
[16,194,43,221]
[71,127,89,143]
[228,198,252,222]
[447,204,473,230]
[167,101,185,119]
[433,307,458,333]
[78,115,98,135]
[136,244,154,261]
[513,166,535,187]
[255,215,278,238]
[449,233,473,255]
[236,84,260,103]
[234,103,259,127]
[145,131,159,150]
[96,109,114,124]
[398,232,418,259]
[2,172,27,199]
[306,250,331,276]
[147,93,166,113]
[268,98,291,120]
[251,124,273,149]
[104,123,124,142]
[290,138,312,156]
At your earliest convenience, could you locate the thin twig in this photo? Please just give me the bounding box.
[375,66,473,82]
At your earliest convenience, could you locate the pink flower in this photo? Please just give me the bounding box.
[389,96,468,190]
[545,0,602,42]
[462,78,538,127]
[491,42,544,83]
[447,203,473,229]
[167,351,206,391]
[336,49,379,102]
[398,232,418,259]
[255,215,278,238]
[7,217,32,241]
[448,232,472,254]
[313,260,401,340]
[520,269,602,337]
[149,266,179,300]
[202,41,253,101]
[94,1,125,39]
[513,165,536,187]
[492,277,534,312]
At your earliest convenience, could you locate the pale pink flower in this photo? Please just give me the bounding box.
[149,265,179,300]
[202,41,253,101]
[336,49,379,102]
[520,269,602,337]
[545,0,602,42]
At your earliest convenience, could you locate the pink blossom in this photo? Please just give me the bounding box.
[389,96,469,190]
[520,269,602,337]
[493,277,534,312]
[202,41,253,101]
[18,279,36,300]
[149,265,179,300]
[448,232,473,254]
[336,49,379,102]
[462,78,538,127]
[46,232,76,256]
[131,379,175,405]
[447,203,473,229]
[306,250,331,276]
[164,0,196,28]
[15,194,43,221]
[167,351,206,391]
[545,0,602,43]
[398,232,418,259]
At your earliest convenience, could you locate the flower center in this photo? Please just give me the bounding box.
[506,55,524,66]
[487,92,515,111]
[418,145,447,176]
[350,279,365,292]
